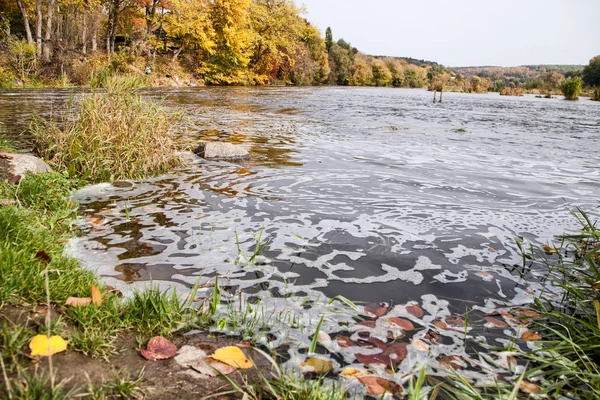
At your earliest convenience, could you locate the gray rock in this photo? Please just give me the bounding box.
[0,153,53,182]
[194,142,250,161]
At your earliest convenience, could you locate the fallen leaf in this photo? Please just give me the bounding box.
[340,367,371,378]
[64,297,92,307]
[302,357,333,374]
[316,331,332,347]
[174,345,208,368]
[8,175,21,184]
[364,302,389,317]
[358,376,401,396]
[484,316,508,329]
[382,342,408,365]
[356,336,387,350]
[514,308,541,319]
[86,214,105,226]
[30,335,67,356]
[35,250,51,265]
[433,320,448,330]
[105,285,123,297]
[91,285,102,306]
[211,346,253,369]
[445,316,465,327]
[387,317,415,331]
[406,304,424,318]
[519,380,542,394]
[337,336,358,348]
[522,331,542,341]
[140,336,178,361]
[412,339,430,352]
[439,355,464,369]
[238,341,252,347]
[355,352,391,366]
[541,244,559,254]
[425,330,443,344]
[191,358,236,377]
[357,320,377,329]
[489,247,497,253]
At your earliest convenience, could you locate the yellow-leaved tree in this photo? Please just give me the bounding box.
[164,0,216,62]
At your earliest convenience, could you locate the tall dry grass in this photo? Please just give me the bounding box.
[31,76,182,182]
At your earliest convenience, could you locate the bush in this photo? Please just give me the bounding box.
[31,76,182,183]
[499,86,524,96]
[561,77,582,100]
[592,87,600,102]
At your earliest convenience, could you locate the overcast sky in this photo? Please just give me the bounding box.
[299,0,600,67]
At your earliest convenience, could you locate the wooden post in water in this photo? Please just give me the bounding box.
[439,88,443,103]
[433,90,437,103]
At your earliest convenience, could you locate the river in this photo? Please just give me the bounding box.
[1,87,599,388]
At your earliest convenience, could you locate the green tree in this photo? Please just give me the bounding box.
[583,55,600,87]
[325,26,332,51]
[561,77,582,100]
[371,59,391,86]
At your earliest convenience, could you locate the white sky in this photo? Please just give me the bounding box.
[299,0,600,67]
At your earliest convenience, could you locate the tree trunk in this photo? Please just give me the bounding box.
[15,0,34,46]
[42,0,56,62]
[439,88,443,103]
[91,12,98,53]
[171,46,183,62]
[81,13,87,55]
[35,0,42,57]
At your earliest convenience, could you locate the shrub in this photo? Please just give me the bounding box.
[31,76,182,183]
[592,87,600,101]
[561,77,582,100]
[500,86,524,96]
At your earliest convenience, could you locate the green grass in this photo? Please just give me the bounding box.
[0,134,15,153]
[208,348,347,400]
[509,209,600,398]
[0,173,203,360]
[30,76,182,183]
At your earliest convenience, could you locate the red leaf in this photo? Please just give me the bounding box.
[445,316,465,327]
[356,336,387,350]
[406,304,424,318]
[382,342,408,365]
[35,250,51,265]
[364,302,389,317]
[355,352,390,366]
[387,317,415,331]
[140,336,178,361]
[357,320,377,328]
[439,355,463,369]
[425,330,443,344]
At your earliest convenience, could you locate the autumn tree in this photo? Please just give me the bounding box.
[325,26,332,51]
[371,59,391,86]
[165,0,215,61]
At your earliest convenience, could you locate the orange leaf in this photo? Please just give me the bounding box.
[387,317,415,331]
[522,331,542,341]
[91,285,102,306]
[140,336,178,361]
[484,316,508,329]
[412,339,430,352]
[358,376,402,396]
[406,304,424,318]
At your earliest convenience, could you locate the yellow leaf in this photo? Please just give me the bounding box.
[302,357,332,374]
[91,285,102,306]
[29,335,67,356]
[210,346,253,369]
[340,367,371,378]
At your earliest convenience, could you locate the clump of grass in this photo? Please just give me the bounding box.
[2,369,76,400]
[511,209,600,398]
[561,77,582,101]
[30,76,182,183]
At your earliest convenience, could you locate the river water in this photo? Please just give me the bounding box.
[1,87,599,389]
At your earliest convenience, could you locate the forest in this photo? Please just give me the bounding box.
[0,0,599,99]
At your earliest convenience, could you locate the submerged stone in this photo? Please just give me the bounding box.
[0,153,52,182]
[194,142,250,161]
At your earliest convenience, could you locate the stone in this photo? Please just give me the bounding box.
[0,153,52,182]
[194,142,250,161]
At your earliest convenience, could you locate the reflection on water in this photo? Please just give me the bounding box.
[1,87,599,387]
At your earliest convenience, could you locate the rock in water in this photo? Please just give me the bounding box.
[0,153,52,182]
[194,142,250,161]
